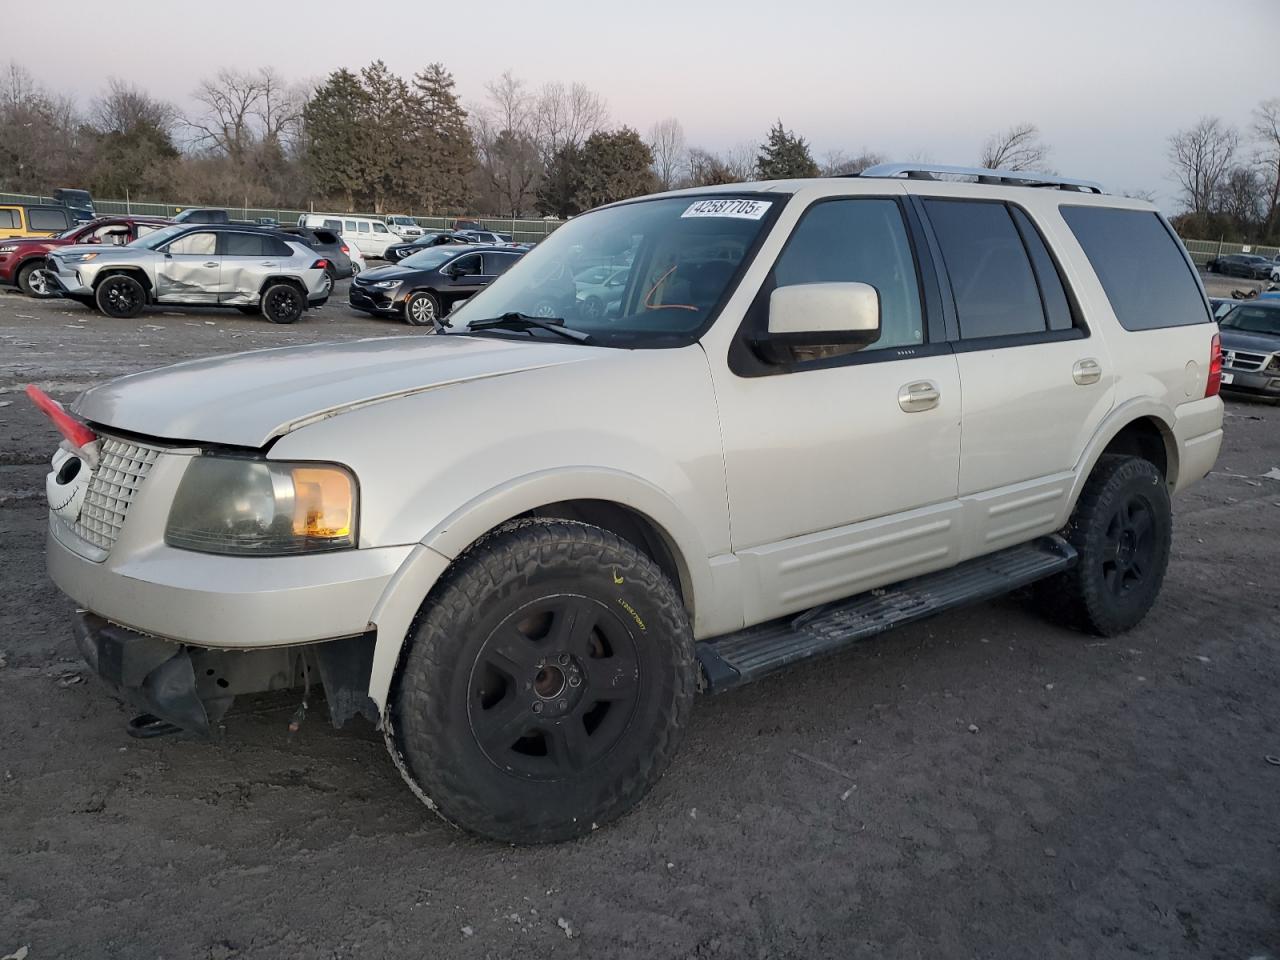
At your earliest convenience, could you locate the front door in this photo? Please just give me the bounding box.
[710,197,963,624]
[156,231,220,303]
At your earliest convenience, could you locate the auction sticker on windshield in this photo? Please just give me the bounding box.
[681,199,772,220]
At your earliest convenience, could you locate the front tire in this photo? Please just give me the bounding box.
[404,290,440,327]
[387,519,696,843]
[17,260,54,298]
[1036,456,1172,636]
[94,274,146,318]
[261,283,304,324]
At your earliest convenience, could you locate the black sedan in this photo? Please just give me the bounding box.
[348,245,525,325]
[1206,254,1280,281]
[383,231,472,264]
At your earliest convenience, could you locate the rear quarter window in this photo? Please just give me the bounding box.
[28,208,70,231]
[1060,206,1209,330]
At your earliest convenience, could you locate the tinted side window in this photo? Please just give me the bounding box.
[29,208,69,231]
[773,198,923,350]
[373,222,389,234]
[924,200,1045,339]
[168,232,217,256]
[1060,206,1209,330]
[222,233,267,256]
[265,237,294,257]
[324,219,342,231]
[345,220,357,233]
[451,254,482,275]
[486,253,520,276]
[0,209,18,229]
[1009,207,1074,332]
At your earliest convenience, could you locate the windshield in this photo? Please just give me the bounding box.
[130,225,187,249]
[449,195,776,346]
[400,247,457,270]
[1222,305,1280,336]
[54,224,87,240]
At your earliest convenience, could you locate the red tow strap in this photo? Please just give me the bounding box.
[25,384,98,449]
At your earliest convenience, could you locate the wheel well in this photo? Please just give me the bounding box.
[1099,417,1171,481]
[258,276,307,299]
[93,267,152,293]
[522,500,690,613]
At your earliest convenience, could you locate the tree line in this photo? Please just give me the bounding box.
[1,60,1276,241]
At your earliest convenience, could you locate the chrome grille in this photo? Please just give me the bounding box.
[70,437,161,551]
[1222,349,1268,372]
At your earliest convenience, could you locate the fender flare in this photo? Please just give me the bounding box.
[364,467,716,709]
[1066,398,1178,511]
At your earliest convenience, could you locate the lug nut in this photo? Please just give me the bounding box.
[558,653,570,665]
[532,702,543,714]
[559,699,568,710]
[568,676,582,688]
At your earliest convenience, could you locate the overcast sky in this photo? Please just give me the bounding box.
[25,0,1280,210]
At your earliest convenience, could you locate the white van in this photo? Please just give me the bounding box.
[296,213,396,259]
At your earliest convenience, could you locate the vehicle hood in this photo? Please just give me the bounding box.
[74,334,598,447]
[1220,328,1280,353]
[3,236,61,250]
[358,263,422,282]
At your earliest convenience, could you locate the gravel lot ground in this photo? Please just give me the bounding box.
[1,276,1277,960]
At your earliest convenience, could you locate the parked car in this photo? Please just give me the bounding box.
[1217,300,1280,398]
[1207,296,1237,321]
[43,223,331,322]
[385,215,423,240]
[0,203,76,239]
[296,213,396,258]
[574,264,629,321]
[53,188,96,224]
[173,208,231,225]
[1205,253,1280,281]
[0,216,171,296]
[383,231,471,263]
[456,228,512,246]
[36,163,1223,844]
[348,245,525,325]
[281,225,356,281]
[297,213,345,233]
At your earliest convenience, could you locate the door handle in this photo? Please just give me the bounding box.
[203,261,219,268]
[259,261,278,267]
[1072,358,1102,385]
[898,380,941,413]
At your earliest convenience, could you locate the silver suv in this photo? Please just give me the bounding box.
[46,224,333,323]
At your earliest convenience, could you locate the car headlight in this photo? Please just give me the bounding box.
[62,252,99,263]
[165,457,358,556]
[372,279,400,289]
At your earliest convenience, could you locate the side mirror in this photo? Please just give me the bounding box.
[754,282,881,363]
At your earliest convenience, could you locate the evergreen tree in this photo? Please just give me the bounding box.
[360,60,415,212]
[410,63,475,211]
[755,121,819,179]
[303,68,369,210]
[536,143,584,218]
[571,127,658,211]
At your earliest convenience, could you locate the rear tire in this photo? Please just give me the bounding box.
[386,519,696,843]
[1035,455,1171,636]
[260,283,304,324]
[94,274,146,319]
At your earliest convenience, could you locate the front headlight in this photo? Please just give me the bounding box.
[372,279,400,289]
[165,457,358,556]
[62,252,99,263]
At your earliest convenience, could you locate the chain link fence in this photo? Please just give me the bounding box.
[0,192,564,245]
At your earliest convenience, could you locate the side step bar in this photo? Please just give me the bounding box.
[696,535,1077,692]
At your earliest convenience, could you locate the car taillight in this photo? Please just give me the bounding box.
[311,259,329,271]
[340,244,349,255]
[1206,332,1222,398]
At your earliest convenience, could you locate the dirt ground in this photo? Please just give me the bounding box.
[1,277,1277,960]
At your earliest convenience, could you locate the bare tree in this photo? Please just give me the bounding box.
[470,73,541,215]
[647,117,685,189]
[1252,98,1280,234]
[0,62,84,193]
[1217,165,1265,229]
[482,71,535,138]
[980,122,1051,171]
[820,148,885,177]
[1120,187,1159,204]
[1167,116,1238,215]
[186,67,304,158]
[723,141,758,181]
[92,78,177,135]
[535,81,607,160]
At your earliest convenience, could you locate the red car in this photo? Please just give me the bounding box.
[0,216,171,296]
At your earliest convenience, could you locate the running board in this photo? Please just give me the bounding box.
[696,536,1077,692]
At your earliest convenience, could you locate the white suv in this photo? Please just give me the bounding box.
[37,164,1224,843]
[384,215,424,240]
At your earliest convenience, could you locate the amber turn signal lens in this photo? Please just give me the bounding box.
[291,467,354,539]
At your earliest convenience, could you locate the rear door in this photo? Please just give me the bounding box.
[218,231,288,302]
[156,230,220,302]
[915,196,1113,552]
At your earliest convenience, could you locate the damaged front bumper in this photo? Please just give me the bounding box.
[73,611,379,736]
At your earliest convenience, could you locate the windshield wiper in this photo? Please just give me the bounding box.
[466,312,594,343]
